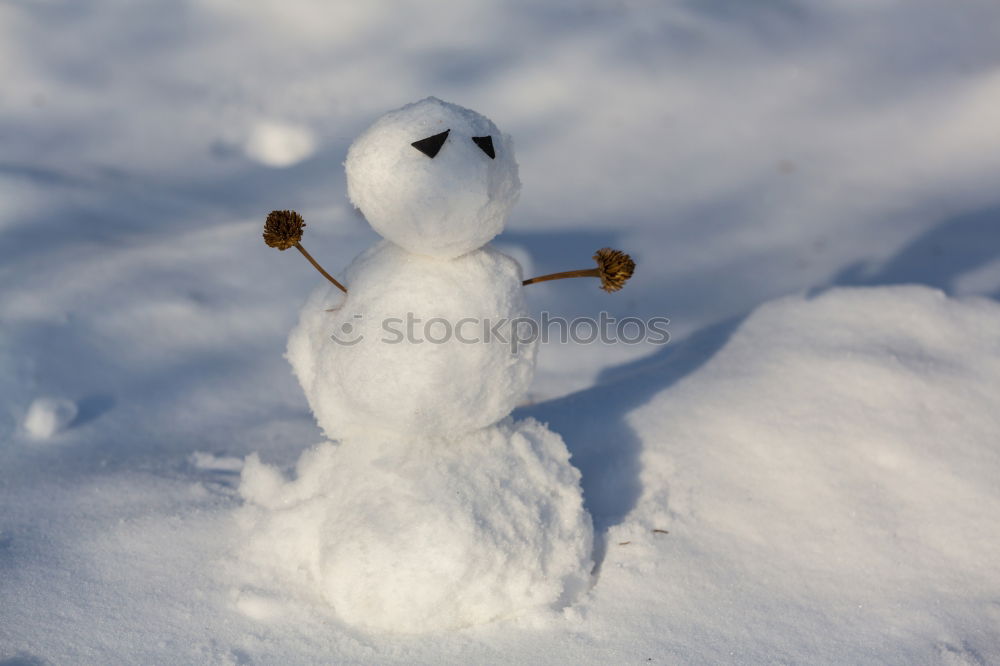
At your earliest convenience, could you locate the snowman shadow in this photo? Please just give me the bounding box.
[69,393,116,430]
[516,314,744,573]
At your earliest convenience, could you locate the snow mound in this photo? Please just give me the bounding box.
[236,417,593,633]
[604,285,1000,659]
[22,397,78,440]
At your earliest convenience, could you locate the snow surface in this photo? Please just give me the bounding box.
[3,0,1000,663]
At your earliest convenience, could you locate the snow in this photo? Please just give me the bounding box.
[22,397,78,440]
[237,417,592,633]
[288,241,535,440]
[244,121,318,169]
[345,98,520,259]
[3,0,1000,663]
[577,286,1000,663]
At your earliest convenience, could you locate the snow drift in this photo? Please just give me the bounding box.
[564,285,1000,663]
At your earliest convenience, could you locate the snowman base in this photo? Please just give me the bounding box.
[237,417,594,633]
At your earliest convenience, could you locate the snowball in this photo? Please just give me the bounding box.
[244,121,316,168]
[345,97,521,259]
[22,397,78,439]
[287,242,537,441]
[237,417,593,633]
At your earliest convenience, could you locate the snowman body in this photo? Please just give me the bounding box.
[288,240,536,442]
[240,98,593,633]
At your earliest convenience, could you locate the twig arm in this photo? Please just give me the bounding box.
[522,248,635,292]
[522,268,600,286]
[296,243,347,293]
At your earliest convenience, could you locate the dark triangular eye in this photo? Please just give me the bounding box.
[411,129,450,158]
[472,135,495,159]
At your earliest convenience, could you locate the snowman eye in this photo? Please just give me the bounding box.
[472,135,495,159]
[411,129,450,158]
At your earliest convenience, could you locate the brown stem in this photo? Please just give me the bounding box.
[295,243,347,293]
[522,268,601,286]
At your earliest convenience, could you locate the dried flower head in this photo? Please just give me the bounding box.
[593,248,635,292]
[263,210,306,250]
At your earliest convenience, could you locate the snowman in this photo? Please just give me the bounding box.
[241,98,634,633]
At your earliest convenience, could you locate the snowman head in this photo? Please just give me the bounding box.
[345,97,521,259]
